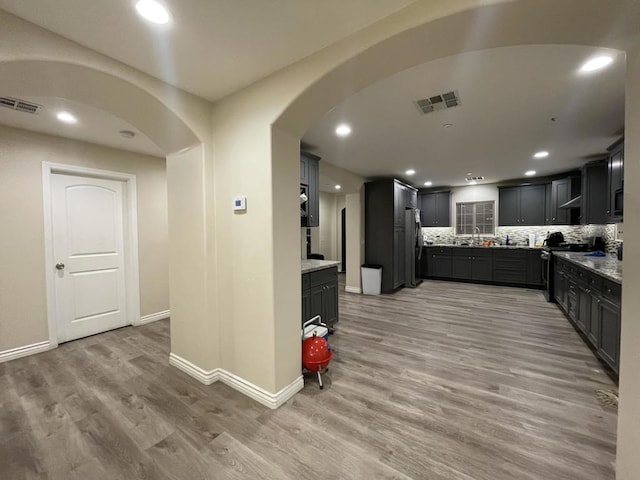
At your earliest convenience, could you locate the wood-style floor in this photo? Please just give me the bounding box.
[0,279,617,479]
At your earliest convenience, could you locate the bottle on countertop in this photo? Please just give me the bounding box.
[505,234,510,246]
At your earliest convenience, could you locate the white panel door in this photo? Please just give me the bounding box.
[51,174,128,342]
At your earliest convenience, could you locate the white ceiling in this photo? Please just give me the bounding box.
[0,0,416,101]
[303,45,625,189]
[0,96,164,157]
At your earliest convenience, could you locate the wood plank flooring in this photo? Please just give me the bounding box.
[0,279,617,479]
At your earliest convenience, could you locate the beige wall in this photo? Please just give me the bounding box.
[345,192,364,291]
[0,125,169,352]
[318,191,338,260]
[616,43,639,480]
[336,195,346,271]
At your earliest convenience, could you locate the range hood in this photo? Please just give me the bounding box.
[559,195,582,209]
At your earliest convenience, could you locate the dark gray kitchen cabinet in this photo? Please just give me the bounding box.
[526,250,544,286]
[581,161,609,225]
[549,177,581,225]
[300,152,320,227]
[425,247,452,278]
[393,227,406,288]
[302,288,311,325]
[493,250,528,284]
[365,179,417,293]
[587,294,601,347]
[607,138,624,223]
[471,250,493,282]
[300,156,309,185]
[498,187,520,226]
[553,257,621,375]
[451,253,472,280]
[405,187,418,209]
[554,264,569,312]
[498,185,545,226]
[544,183,553,225]
[419,191,451,227]
[576,283,591,333]
[550,178,571,225]
[302,267,339,328]
[598,297,620,373]
[520,185,546,226]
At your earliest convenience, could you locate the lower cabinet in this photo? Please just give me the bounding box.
[302,267,339,328]
[471,254,493,282]
[554,257,621,375]
[597,297,621,371]
[451,255,472,279]
[423,247,539,288]
[493,250,528,285]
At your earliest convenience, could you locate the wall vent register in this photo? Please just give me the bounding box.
[414,91,461,114]
[0,96,41,114]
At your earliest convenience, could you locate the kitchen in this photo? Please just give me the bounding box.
[298,45,625,475]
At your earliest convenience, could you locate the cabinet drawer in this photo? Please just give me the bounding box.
[452,248,473,257]
[309,267,338,287]
[426,246,452,255]
[585,273,602,292]
[602,279,621,304]
[302,273,310,291]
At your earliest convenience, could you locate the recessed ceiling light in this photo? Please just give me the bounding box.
[424,181,433,187]
[466,172,472,176]
[136,0,170,24]
[580,55,613,72]
[335,185,341,190]
[56,111,77,124]
[525,170,537,176]
[469,181,477,186]
[405,169,415,176]
[335,124,351,137]
[443,123,453,129]
[533,151,549,159]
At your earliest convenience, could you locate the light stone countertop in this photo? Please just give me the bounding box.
[301,259,341,274]
[424,244,544,250]
[553,252,622,284]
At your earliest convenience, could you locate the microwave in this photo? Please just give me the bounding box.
[614,188,624,216]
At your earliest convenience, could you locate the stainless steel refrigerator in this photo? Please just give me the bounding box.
[404,208,423,288]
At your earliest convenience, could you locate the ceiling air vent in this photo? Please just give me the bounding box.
[414,90,461,115]
[465,176,484,182]
[0,96,42,114]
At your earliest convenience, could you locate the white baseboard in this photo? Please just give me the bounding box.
[169,353,304,409]
[138,310,170,325]
[220,369,304,409]
[0,341,50,363]
[345,286,362,294]
[169,353,220,385]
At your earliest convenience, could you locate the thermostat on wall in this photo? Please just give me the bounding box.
[233,196,247,212]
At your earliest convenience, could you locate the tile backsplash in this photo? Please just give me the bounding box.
[422,224,620,253]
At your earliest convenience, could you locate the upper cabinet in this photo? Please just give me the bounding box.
[498,185,545,226]
[607,138,624,223]
[581,160,609,225]
[419,191,451,227]
[549,177,581,225]
[300,152,320,227]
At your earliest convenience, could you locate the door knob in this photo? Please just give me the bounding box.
[55,263,65,270]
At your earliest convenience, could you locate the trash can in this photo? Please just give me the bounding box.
[361,264,382,295]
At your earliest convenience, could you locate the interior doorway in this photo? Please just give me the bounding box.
[43,163,141,347]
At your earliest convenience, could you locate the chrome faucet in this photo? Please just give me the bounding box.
[472,226,481,246]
